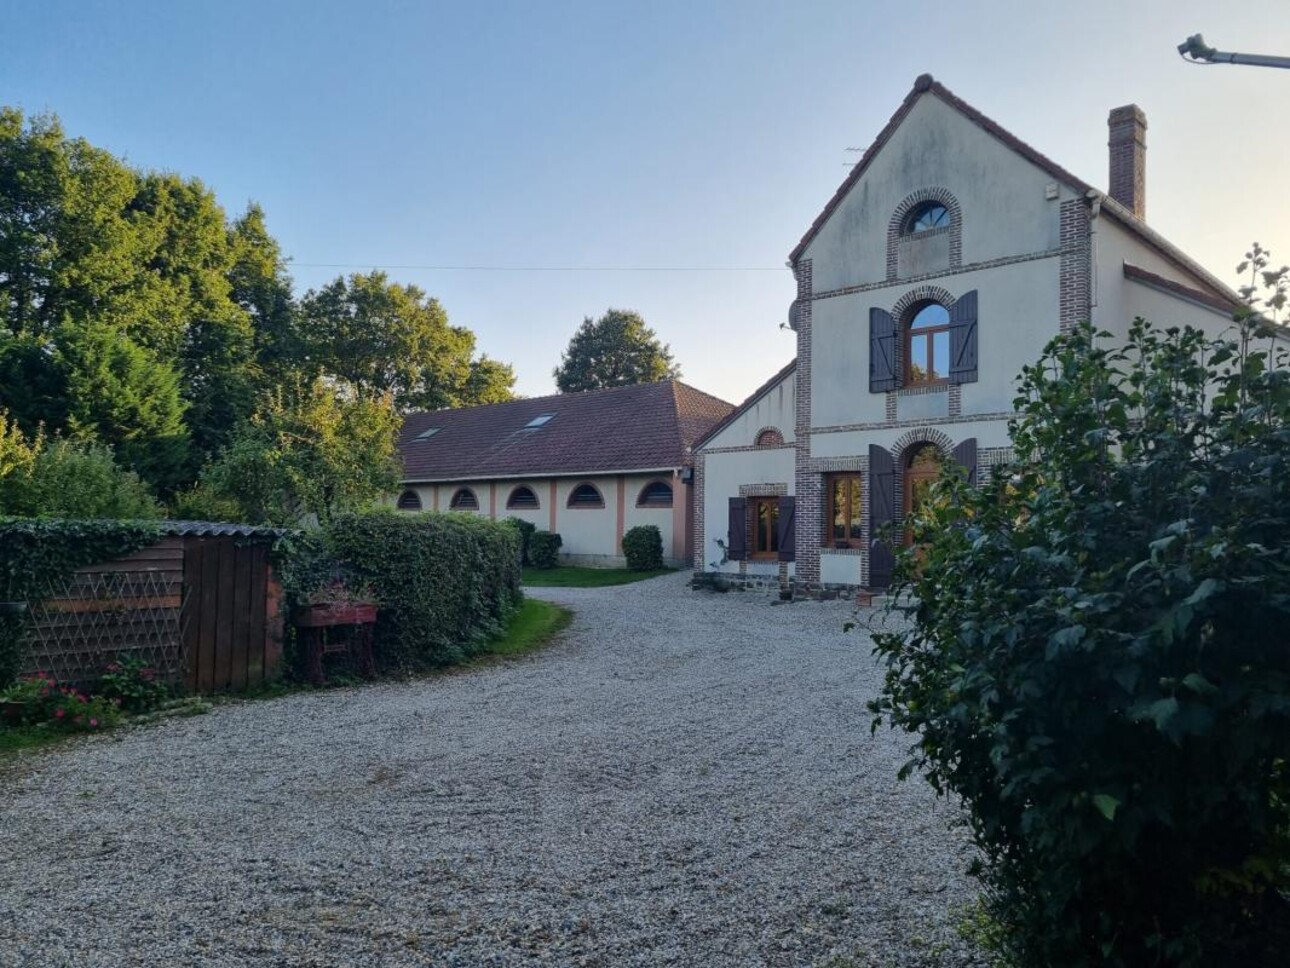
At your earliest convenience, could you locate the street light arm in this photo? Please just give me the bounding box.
[1178,33,1290,69]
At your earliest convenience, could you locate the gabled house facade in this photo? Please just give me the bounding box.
[397,380,733,568]
[695,74,1244,595]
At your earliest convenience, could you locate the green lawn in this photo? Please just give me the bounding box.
[522,566,674,588]
[483,598,572,656]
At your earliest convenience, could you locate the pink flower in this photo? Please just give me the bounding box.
[89,718,98,728]
[54,708,65,719]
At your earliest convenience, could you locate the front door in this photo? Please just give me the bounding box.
[903,444,942,545]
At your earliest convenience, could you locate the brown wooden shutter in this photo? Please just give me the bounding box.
[949,289,978,384]
[952,437,978,486]
[727,497,747,561]
[868,444,896,587]
[777,496,795,562]
[869,307,898,392]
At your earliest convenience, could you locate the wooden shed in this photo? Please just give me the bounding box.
[20,522,286,693]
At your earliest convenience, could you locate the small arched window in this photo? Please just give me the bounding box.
[567,483,605,509]
[507,485,539,510]
[755,428,784,447]
[905,302,951,385]
[449,487,479,511]
[396,490,423,511]
[903,201,950,235]
[636,480,673,508]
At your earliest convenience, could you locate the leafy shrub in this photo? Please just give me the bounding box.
[98,657,168,713]
[621,524,664,571]
[869,320,1290,966]
[0,519,161,683]
[0,432,161,519]
[529,530,562,569]
[317,509,521,670]
[0,671,121,732]
[170,483,245,523]
[504,516,537,565]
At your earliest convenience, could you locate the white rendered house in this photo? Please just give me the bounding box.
[694,75,1245,595]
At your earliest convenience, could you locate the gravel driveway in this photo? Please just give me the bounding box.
[0,573,979,968]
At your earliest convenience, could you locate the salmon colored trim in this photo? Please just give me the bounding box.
[616,476,626,553]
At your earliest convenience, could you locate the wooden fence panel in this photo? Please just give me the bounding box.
[181,537,278,693]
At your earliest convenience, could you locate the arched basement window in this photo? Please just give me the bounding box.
[449,487,479,511]
[636,480,673,508]
[567,482,605,509]
[396,490,423,511]
[507,485,539,510]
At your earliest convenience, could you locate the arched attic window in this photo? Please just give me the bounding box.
[636,480,673,508]
[396,490,423,511]
[755,428,784,447]
[449,487,479,511]
[567,482,605,509]
[507,485,539,510]
[903,201,951,234]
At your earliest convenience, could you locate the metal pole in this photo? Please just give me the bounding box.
[1178,33,1290,70]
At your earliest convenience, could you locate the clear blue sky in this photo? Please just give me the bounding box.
[4,0,1288,403]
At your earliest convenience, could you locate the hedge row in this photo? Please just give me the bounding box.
[316,510,522,670]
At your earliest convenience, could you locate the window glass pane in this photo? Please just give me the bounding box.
[910,304,949,330]
[768,502,779,553]
[933,330,950,379]
[832,479,845,539]
[848,478,863,539]
[910,335,929,382]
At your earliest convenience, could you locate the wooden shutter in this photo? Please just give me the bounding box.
[952,437,978,486]
[869,307,898,393]
[777,496,796,562]
[868,445,896,587]
[949,289,978,384]
[727,497,747,561]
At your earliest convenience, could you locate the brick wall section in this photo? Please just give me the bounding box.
[791,259,822,585]
[1108,105,1146,219]
[1059,199,1092,335]
[692,453,706,572]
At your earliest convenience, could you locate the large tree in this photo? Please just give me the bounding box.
[298,271,515,411]
[553,308,680,393]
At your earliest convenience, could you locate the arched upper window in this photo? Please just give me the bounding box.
[396,490,423,511]
[755,427,784,447]
[905,301,951,385]
[903,201,950,235]
[636,480,673,508]
[449,487,479,511]
[507,485,539,510]
[567,482,605,509]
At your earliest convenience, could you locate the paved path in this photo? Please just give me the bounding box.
[0,573,978,967]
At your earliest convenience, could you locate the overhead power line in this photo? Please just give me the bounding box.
[289,262,789,272]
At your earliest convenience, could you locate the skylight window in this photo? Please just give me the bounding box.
[415,427,441,440]
[524,413,555,429]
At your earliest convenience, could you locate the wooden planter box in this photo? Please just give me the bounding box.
[294,602,377,629]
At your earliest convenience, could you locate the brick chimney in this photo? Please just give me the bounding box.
[1108,104,1147,219]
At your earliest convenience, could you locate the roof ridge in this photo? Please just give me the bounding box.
[403,378,688,422]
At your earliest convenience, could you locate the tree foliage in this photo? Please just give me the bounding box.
[553,308,680,393]
[299,272,515,411]
[869,317,1290,966]
[195,379,401,526]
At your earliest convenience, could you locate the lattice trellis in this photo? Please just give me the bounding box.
[20,569,189,686]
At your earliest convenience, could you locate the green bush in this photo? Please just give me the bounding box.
[869,320,1290,967]
[0,518,162,683]
[504,516,537,565]
[0,436,161,519]
[529,530,562,569]
[622,524,664,570]
[317,509,521,670]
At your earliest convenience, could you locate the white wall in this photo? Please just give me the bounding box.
[699,447,794,575]
[704,368,797,449]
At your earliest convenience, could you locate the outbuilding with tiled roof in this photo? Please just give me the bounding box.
[395,379,733,568]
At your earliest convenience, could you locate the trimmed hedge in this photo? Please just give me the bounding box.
[319,510,522,670]
[0,518,163,683]
[622,524,664,571]
[504,516,537,565]
[529,531,562,569]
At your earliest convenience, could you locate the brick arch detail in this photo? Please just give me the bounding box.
[889,284,958,323]
[754,426,784,447]
[890,427,956,461]
[886,187,963,280]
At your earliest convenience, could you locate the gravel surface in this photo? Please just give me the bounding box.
[0,572,980,967]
